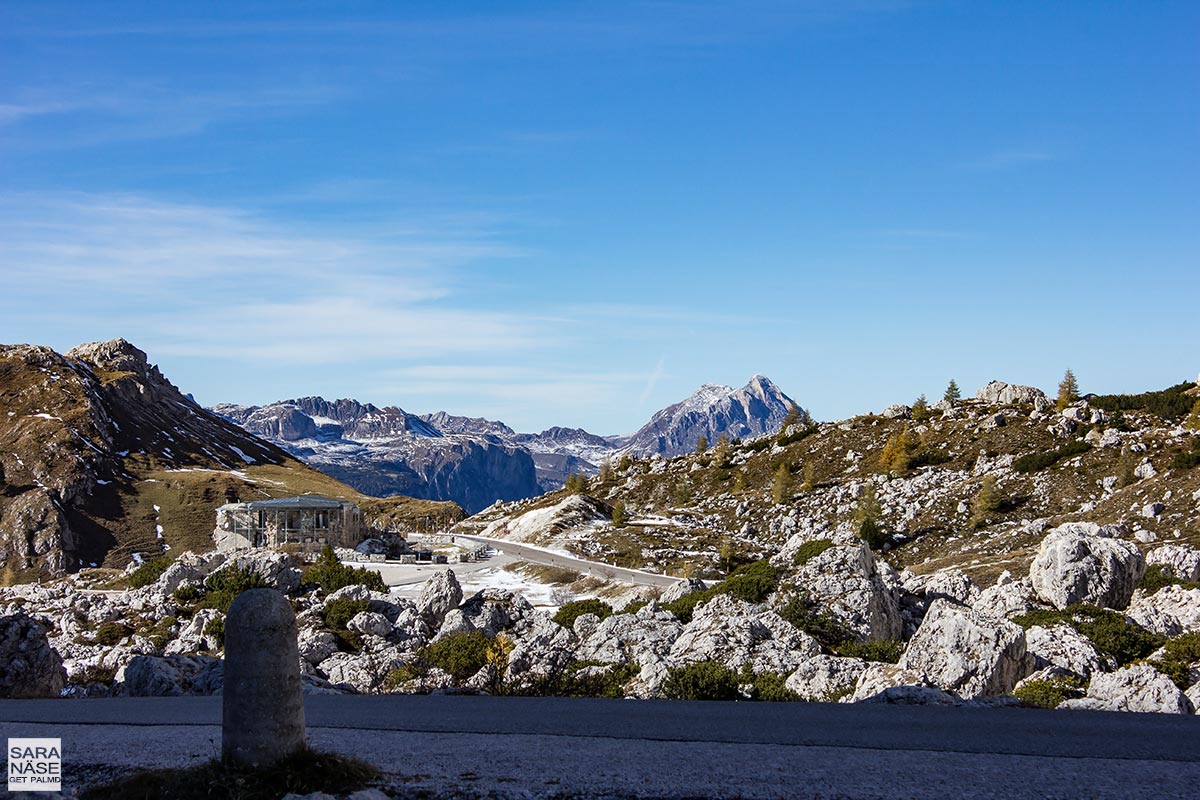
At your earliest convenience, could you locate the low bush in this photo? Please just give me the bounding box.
[420,630,493,682]
[837,639,904,664]
[1150,632,1200,690]
[792,539,835,567]
[1013,675,1085,709]
[203,616,225,648]
[128,556,174,589]
[512,660,639,699]
[199,566,271,613]
[621,599,649,615]
[172,584,201,603]
[323,598,369,631]
[552,598,614,629]
[93,621,132,646]
[1140,564,1200,594]
[777,593,853,649]
[304,545,386,593]
[1014,605,1164,666]
[748,671,800,702]
[663,660,740,701]
[1091,382,1196,422]
[720,560,778,603]
[1171,438,1200,470]
[663,589,715,624]
[141,616,177,650]
[1013,440,1092,473]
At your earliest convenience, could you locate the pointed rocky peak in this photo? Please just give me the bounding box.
[65,338,150,375]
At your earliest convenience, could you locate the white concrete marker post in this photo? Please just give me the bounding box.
[222,589,306,766]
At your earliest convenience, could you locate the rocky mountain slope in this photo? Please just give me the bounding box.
[0,339,459,582]
[459,379,1200,584]
[213,398,540,514]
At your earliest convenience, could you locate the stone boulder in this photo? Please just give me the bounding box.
[784,655,868,702]
[348,611,394,639]
[1025,624,1108,678]
[1126,586,1200,637]
[975,381,1046,406]
[1029,523,1145,610]
[790,542,902,641]
[320,646,410,693]
[223,551,302,593]
[457,588,536,637]
[576,603,683,667]
[1147,545,1200,582]
[847,664,934,703]
[504,614,579,691]
[0,612,67,698]
[1060,664,1193,714]
[660,578,708,605]
[417,569,463,630]
[972,578,1035,620]
[123,654,222,696]
[899,599,1031,697]
[297,629,339,667]
[163,609,219,655]
[668,594,819,675]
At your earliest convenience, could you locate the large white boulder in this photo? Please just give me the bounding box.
[899,599,1031,697]
[0,611,67,698]
[790,542,903,641]
[1025,624,1108,678]
[1147,545,1200,582]
[785,655,868,702]
[668,594,820,675]
[1029,523,1145,610]
[1126,586,1200,637]
[1060,664,1193,714]
[417,569,463,630]
[975,381,1047,406]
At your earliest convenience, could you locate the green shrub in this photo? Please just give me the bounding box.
[1014,675,1085,709]
[142,617,177,650]
[128,556,174,589]
[720,560,778,603]
[1171,438,1200,470]
[1140,564,1200,594]
[199,566,271,613]
[94,621,132,646]
[552,598,614,629]
[748,671,800,702]
[858,517,889,550]
[1150,632,1200,690]
[1013,440,1092,473]
[911,449,952,468]
[203,616,225,648]
[323,598,369,631]
[420,630,492,682]
[303,545,386,593]
[172,584,201,604]
[511,660,639,699]
[663,589,715,624]
[777,593,854,648]
[663,661,741,700]
[1014,605,1164,666]
[621,599,649,615]
[1091,382,1196,422]
[837,639,904,664]
[792,539,834,567]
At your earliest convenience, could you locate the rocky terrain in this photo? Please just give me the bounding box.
[0,339,460,582]
[218,376,803,501]
[3,518,1199,715]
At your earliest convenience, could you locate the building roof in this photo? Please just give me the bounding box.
[244,495,352,511]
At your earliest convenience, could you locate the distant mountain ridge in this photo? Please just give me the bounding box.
[214,376,804,500]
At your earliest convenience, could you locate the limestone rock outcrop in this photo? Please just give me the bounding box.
[1029,523,1145,610]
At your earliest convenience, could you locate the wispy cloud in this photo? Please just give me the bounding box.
[639,357,666,406]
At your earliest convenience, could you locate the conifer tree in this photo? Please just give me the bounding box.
[732,470,746,494]
[1117,446,1138,488]
[618,452,633,471]
[695,436,709,454]
[612,500,627,527]
[879,428,919,476]
[598,460,613,483]
[1057,369,1079,411]
[944,379,961,406]
[772,462,791,504]
[801,461,816,492]
[1186,399,1200,431]
[912,393,930,421]
[969,476,1002,530]
[853,484,886,549]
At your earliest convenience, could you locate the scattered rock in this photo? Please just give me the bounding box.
[1060,664,1193,714]
[1029,523,1145,610]
[899,599,1031,697]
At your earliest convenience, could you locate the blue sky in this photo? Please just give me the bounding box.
[1,1,1196,434]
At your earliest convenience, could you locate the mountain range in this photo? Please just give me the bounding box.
[212,374,801,511]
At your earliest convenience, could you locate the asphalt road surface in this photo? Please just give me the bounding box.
[457,534,681,589]
[3,695,1197,799]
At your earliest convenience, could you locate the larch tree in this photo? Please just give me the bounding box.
[1057,369,1079,411]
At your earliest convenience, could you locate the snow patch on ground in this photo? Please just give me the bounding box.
[229,445,255,464]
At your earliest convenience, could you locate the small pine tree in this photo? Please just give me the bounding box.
[1057,369,1079,411]
[1117,446,1139,488]
[782,403,803,428]
[612,500,628,527]
[718,540,737,573]
[944,379,961,406]
[598,460,613,483]
[911,393,930,422]
[713,434,732,468]
[879,428,919,476]
[853,484,886,550]
[732,470,746,494]
[565,474,579,493]
[1186,399,1200,432]
[969,476,1002,530]
[577,474,590,494]
[772,462,791,504]
[673,480,690,506]
[800,461,816,492]
[618,453,633,471]
[695,435,709,454]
